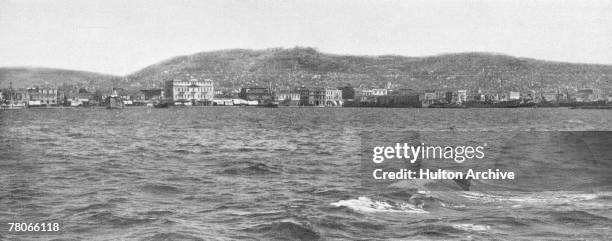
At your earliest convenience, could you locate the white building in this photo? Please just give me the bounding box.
[325,88,343,106]
[457,90,467,103]
[509,91,520,100]
[371,89,388,96]
[361,88,388,96]
[276,92,300,101]
[173,78,214,104]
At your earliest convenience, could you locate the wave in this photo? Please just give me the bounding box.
[451,223,490,232]
[221,162,279,175]
[542,210,611,226]
[412,224,466,238]
[67,203,115,213]
[86,211,157,227]
[245,221,320,241]
[140,232,204,241]
[140,210,174,217]
[139,183,184,195]
[461,191,609,206]
[330,196,428,214]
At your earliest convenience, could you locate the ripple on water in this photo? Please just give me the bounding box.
[139,183,184,195]
[220,162,279,175]
[245,221,321,241]
[86,211,157,227]
[139,232,204,241]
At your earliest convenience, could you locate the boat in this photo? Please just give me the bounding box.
[154,102,170,108]
[571,106,612,109]
[1,102,27,110]
[462,100,535,108]
[107,96,124,109]
[260,99,279,108]
[428,103,465,108]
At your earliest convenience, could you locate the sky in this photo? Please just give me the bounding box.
[1,0,611,75]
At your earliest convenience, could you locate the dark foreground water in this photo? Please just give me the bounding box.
[1,107,611,240]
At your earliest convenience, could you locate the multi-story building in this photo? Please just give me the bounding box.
[2,88,27,103]
[239,87,273,103]
[422,91,439,106]
[371,89,388,96]
[508,91,520,100]
[163,80,173,100]
[574,88,603,102]
[325,88,343,106]
[297,87,325,106]
[173,78,214,105]
[457,90,468,103]
[26,87,59,106]
[275,92,300,106]
[376,94,421,108]
[140,89,163,100]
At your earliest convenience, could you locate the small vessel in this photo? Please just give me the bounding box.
[260,99,279,108]
[107,89,124,109]
[154,102,170,108]
[1,102,27,110]
[462,100,536,108]
[107,96,124,109]
[571,105,612,109]
[428,103,464,108]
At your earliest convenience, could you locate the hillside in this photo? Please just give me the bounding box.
[3,48,612,94]
[0,67,120,91]
[128,47,612,93]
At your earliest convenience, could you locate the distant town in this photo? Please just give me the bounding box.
[2,75,612,109]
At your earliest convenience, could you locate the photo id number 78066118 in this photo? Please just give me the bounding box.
[8,222,60,232]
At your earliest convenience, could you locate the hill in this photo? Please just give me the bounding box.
[0,67,120,91]
[128,47,612,93]
[2,48,612,94]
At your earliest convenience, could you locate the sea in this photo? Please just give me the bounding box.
[1,107,611,240]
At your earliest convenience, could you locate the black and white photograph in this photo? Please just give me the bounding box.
[1,0,611,240]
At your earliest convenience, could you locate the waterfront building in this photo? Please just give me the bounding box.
[392,88,420,96]
[239,87,273,104]
[371,89,388,96]
[140,89,163,100]
[376,94,421,108]
[173,78,214,105]
[5,88,28,104]
[69,88,95,107]
[445,91,454,104]
[509,91,520,100]
[361,88,388,97]
[325,88,343,106]
[422,91,438,105]
[574,88,603,102]
[467,89,485,101]
[163,80,173,100]
[361,89,373,97]
[26,87,59,106]
[297,87,325,106]
[275,92,300,106]
[457,90,468,103]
